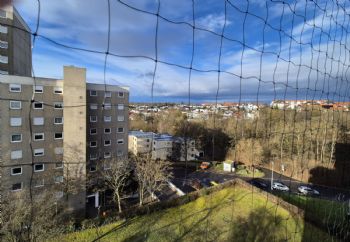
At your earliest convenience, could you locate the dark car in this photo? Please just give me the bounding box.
[250,179,268,190]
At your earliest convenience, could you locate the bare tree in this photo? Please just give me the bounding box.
[101,158,131,213]
[0,190,65,242]
[134,155,172,206]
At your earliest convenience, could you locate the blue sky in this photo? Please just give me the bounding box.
[14,0,350,103]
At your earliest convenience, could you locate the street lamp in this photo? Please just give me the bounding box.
[271,161,274,190]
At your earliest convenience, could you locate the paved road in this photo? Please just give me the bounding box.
[170,164,350,202]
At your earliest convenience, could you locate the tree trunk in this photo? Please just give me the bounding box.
[116,192,122,213]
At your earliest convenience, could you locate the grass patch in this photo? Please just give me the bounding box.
[278,193,350,237]
[236,168,265,178]
[58,186,333,242]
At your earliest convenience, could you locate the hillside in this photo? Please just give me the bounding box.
[59,185,333,242]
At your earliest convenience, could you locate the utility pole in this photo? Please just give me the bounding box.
[271,161,274,190]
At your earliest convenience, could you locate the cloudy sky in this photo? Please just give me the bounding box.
[14,0,350,103]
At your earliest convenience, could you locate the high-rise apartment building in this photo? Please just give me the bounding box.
[0,5,32,76]
[0,66,129,215]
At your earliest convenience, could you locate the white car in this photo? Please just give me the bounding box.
[298,186,319,195]
[272,182,289,191]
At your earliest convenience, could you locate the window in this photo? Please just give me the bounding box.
[54,117,63,124]
[54,102,63,109]
[54,132,63,139]
[90,90,97,96]
[90,153,97,160]
[0,9,6,18]
[56,191,64,199]
[10,101,21,109]
[90,165,97,172]
[34,148,44,156]
[0,24,7,34]
[104,116,111,122]
[9,84,21,92]
[104,162,111,170]
[33,117,44,125]
[105,91,111,98]
[34,85,43,93]
[117,139,124,144]
[90,104,98,110]
[90,116,97,122]
[104,140,111,146]
[11,167,22,175]
[54,147,63,155]
[55,162,63,169]
[34,164,44,172]
[12,183,22,191]
[0,40,8,49]
[54,176,63,183]
[11,134,22,143]
[104,103,111,110]
[90,141,97,147]
[117,127,124,133]
[104,128,111,134]
[117,104,124,110]
[54,87,63,94]
[117,115,124,122]
[11,150,22,159]
[117,150,123,156]
[34,179,44,188]
[90,128,97,135]
[104,152,111,158]
[118,92,124,98]
[0,55,8,64]
[10,117,22,126]
[33,102,44,109]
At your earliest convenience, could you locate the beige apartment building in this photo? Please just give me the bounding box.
[0,5,32,76]
[128,130,198,161]
[0,66,129,215]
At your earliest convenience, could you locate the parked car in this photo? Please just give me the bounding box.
[200,162,211,170]
[272,182,289,191]
[250,179,268,190]
[298,186,319,195]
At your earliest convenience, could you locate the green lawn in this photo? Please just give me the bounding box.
[236,168,265,178]
[278,193,350,238]
[59,186,333,242]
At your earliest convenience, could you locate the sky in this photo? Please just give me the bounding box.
[13,0,350,103]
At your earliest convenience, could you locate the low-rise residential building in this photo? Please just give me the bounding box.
[128,130,199,161]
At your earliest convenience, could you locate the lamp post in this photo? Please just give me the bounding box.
[271,161,274,190]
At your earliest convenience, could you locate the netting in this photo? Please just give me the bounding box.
[1,0,350,241]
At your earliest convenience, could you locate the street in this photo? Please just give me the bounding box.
[170,164,350,202]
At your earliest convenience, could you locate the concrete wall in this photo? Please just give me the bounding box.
[63,66,87,215]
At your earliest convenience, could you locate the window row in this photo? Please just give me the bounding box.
[11,132,63,142]
[10,147,63,159]
[90,115,125,122]
[89,150,124,160]
[11,177,64,192]
[10,117,63,126]
[9,100,63,110]
[9,84,63,94]
[89,139,124,147]
[90,103,125,110]
[90,127,124,135]
[89,90,125,98]
[11,163,63,176]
